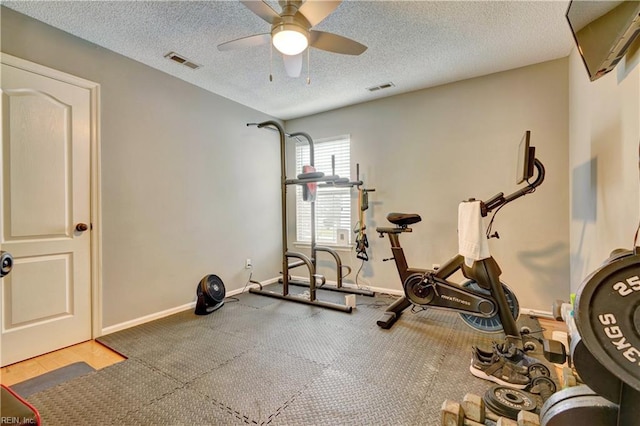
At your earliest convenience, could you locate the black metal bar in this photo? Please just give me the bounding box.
[249,121,290,296]
[385,232,413,284]
[470,257,521,340]
[434,254,465,280]
[315,246,344,288]
[289,131,314,166]
[483,159,545,215]
[288,260,306,269]
[285,175,342,185]
[248,288,353,313]
[290,132,320,290]
[288,278,375,296]
[318,182,363,188]
[247,123,307,144]
[285,251,317,300]
[376,297,412,329]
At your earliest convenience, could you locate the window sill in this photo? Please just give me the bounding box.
[293,242,354,252]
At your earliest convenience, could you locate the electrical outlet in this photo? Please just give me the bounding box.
[245,258,252,269]
[337,229,350,245]
[432,264,440,270]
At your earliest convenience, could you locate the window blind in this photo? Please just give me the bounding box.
[295,136,351,245]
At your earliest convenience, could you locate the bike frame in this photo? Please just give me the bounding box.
[377,159,546,344]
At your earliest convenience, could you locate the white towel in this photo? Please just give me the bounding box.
[458,201,490,267]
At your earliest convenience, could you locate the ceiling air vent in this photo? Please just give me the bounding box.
[366,82,395,92]
[164,52,202,70]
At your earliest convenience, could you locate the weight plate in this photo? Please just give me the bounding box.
[483,385,537,419]
[529,376,556,400]
[540,385,596,417]
[575,251,640,391]
[530,375,556,391]
[540,394,618,426]
[528,363,551,379]
[570,333,622,403]
[459,280,520,333]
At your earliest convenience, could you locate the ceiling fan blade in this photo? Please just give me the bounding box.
[217,33,270,51]
[240,1,280,24]
[309,31,367,55]
[297,0,342,27]
[283,53,303,77]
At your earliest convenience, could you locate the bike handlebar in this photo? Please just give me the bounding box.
[481,158,545,216]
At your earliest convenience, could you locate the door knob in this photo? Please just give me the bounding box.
[76,223,89,232]
[0,251,13,277]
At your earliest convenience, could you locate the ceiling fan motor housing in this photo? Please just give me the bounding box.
[271,1,311,55]
[217,0,367,76]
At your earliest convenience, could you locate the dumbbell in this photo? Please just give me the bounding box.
[441,394,540,426]
[528,376,557,401]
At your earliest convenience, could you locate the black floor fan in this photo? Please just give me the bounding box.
[195,274,225,315]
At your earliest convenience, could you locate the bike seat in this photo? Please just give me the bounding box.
[387,213,422,226]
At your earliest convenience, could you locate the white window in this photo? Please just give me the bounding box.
[295,135,351,245]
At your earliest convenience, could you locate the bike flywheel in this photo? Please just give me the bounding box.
[458,280,519,333]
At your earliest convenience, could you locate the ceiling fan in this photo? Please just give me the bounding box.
[218,0,367,78]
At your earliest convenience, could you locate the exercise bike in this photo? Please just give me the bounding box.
[376,131,545,348]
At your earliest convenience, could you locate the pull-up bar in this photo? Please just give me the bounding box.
[246,121,358,312]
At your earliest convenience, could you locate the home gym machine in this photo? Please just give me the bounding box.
[247,120,373,312]
[282,132,374,298]
[375,131,553,350]
[539,248,640,425]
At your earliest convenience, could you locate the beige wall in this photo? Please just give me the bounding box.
[286,58,571,313]
[1,7,282,329]
[5,5,598,325]
[568,45,640,292]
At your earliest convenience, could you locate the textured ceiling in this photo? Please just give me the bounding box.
[3,1,575,120]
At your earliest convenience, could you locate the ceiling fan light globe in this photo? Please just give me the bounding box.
[272,24,308,55]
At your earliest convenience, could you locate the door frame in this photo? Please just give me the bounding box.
[1,52,103,339]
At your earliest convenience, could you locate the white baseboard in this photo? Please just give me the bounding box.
[100,277,281,336]
[100,276,552,336]
[248,276,281,287]
[366,286,404,296]
[101,302,196,336]
[519,308,553,319]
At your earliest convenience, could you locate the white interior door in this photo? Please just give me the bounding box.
[1,60,92,367]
